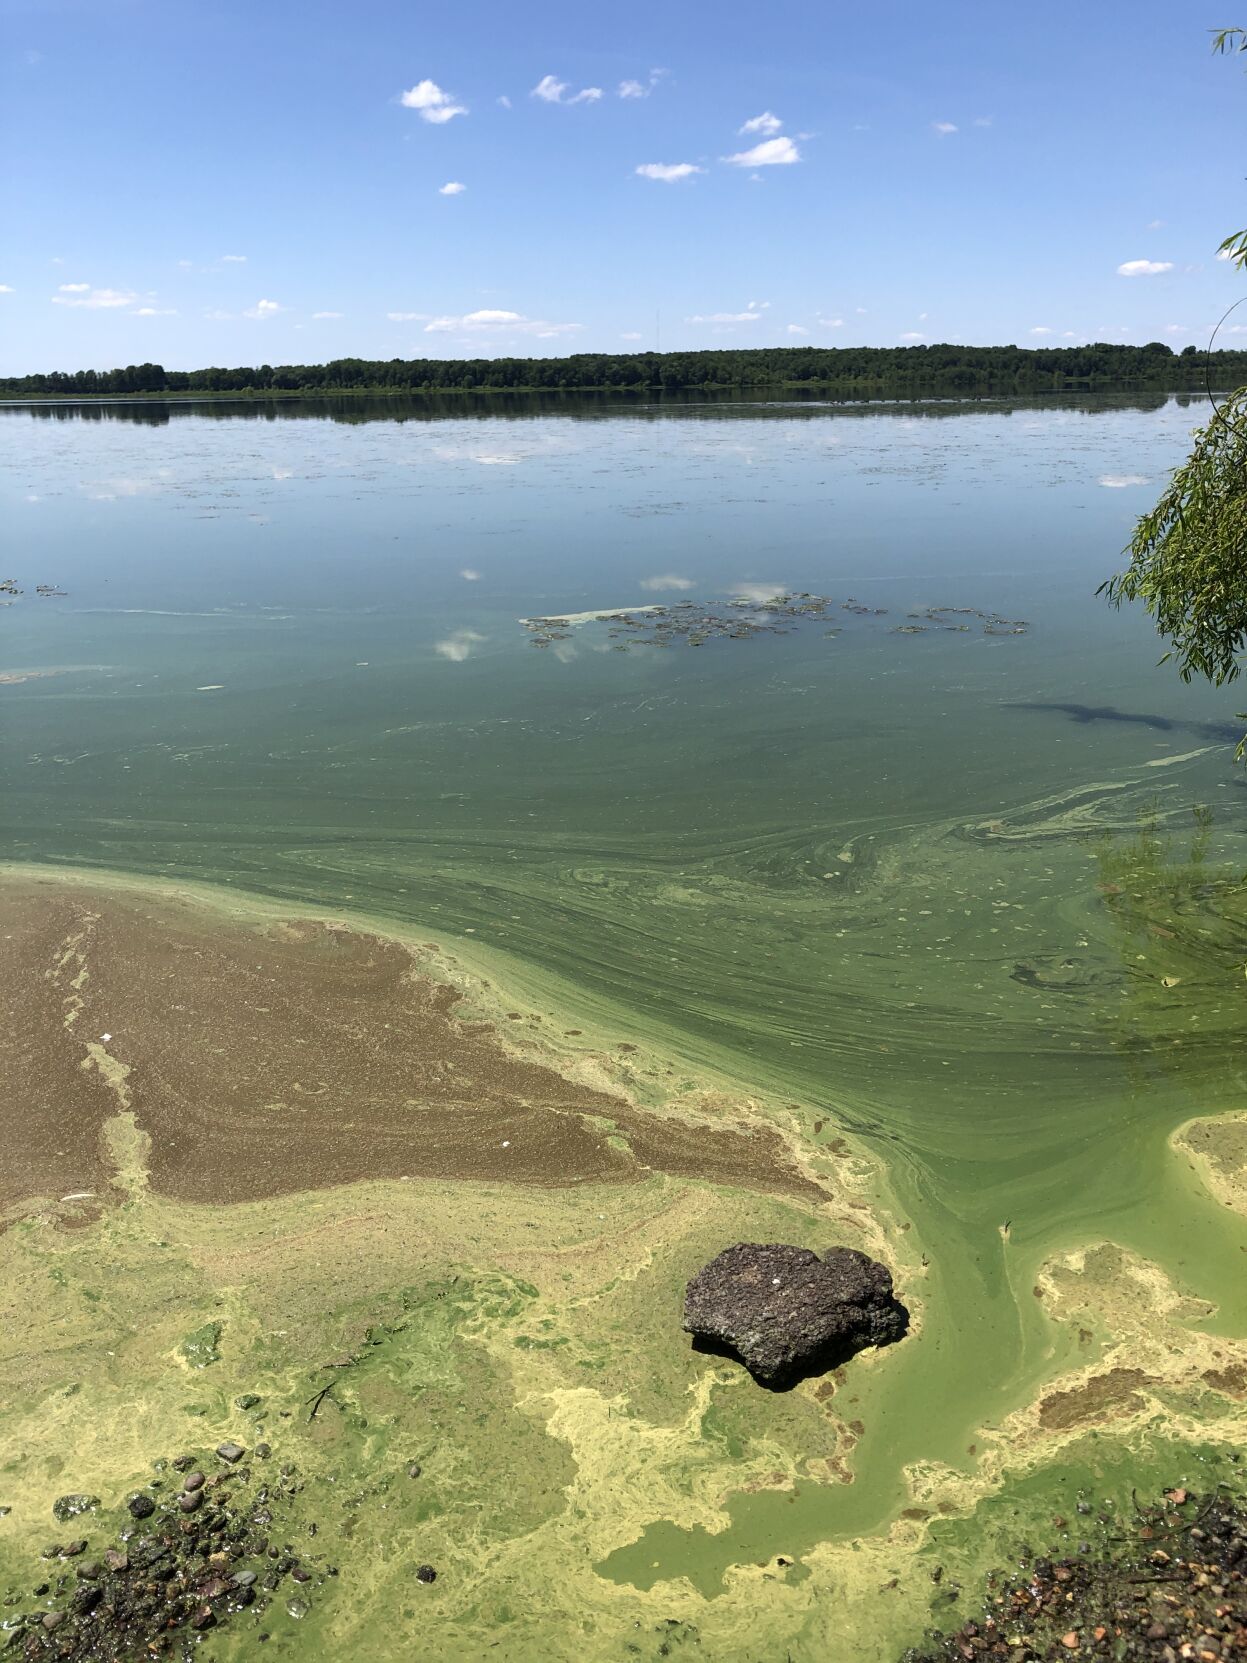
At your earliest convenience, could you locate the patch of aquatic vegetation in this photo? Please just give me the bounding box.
[179,1322,223,1370]
[519,592,1030,652]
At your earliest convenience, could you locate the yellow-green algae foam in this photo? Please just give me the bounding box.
[0,842,1245,1662]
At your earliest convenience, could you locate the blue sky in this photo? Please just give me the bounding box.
[3,0,1244,371]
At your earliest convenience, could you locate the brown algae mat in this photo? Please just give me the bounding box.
[0,871,826,1216]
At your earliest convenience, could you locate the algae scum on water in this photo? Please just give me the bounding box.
[1,396,1246,1660]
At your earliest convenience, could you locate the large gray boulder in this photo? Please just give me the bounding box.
[683,1242,908,1386]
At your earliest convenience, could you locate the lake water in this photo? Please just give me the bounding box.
[2,393,1246,1658]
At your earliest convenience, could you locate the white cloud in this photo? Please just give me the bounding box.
[387,311,427,322]
[459,568,482,581]
[688,309,768,324]
[439,180,467,195]
[1147,219,1165,230]
[435,629,485,662]
[932,121,958,135]
[973,115,993,127]
[900,331,926,342]
[635,161,703,181]
[1164,323,1187,335]
[424,308,581,336]
[1117,259,1173,276]
[1217,247,1236,261]
[0,285,13,294]
[497,94,512,109]
[620,331,644,340]
[203,308,233,321]
[1098,474,1149,488]
[312,310,343,319]
[243,298,282,319]
[53,286,136,309]
[820,316,844,328]
[786,323,808,335]
[619,69,665,98]
[1029,326,1053,335]
[221,254,247,263]
[400,78,468,123]
[133,306,177,316]
[640,573,694,591]
[532,73,600,105]
[739,111,782,135]
[723,136,800,167]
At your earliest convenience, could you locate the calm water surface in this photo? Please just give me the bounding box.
[3,394,1245,1596]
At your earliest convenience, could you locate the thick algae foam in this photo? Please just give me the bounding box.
[2,797,1247,1660]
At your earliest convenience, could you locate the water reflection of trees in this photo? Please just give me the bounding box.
[0,391,1189,428]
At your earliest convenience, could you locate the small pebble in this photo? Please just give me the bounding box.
[178,1491,203,1513]
[416,1564,437,1585]
[216,1442,245,1464]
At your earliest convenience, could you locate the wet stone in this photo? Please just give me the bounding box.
[177,1491,203,1513]
[683,1242,909,1385]
[182,1473,205,1494]
[215,1443,245,1465]
[51,1497,98,1525]
[416,1565,437,1585]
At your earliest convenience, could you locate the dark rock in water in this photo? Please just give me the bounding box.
[73,1584,103,1615]
[216,1441,245,1464]
[178,1490,203,1513]
[682,1243,908,1386]
[416,1564,437,1584]
[126,1493,155,1520]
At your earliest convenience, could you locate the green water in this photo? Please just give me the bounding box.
[3,393,1246,1618]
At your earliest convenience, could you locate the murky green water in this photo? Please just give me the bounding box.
[3,393,1246,1638]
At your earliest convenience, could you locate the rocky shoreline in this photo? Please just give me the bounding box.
[0,1441,352,1659]
[904,1488,1247,1663]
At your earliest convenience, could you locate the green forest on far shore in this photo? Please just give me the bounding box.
[3,340,1246,400]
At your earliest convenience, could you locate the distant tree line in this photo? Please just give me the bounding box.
[2,342,1244,399]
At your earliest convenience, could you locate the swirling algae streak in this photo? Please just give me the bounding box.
[1,756,1247,1658]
